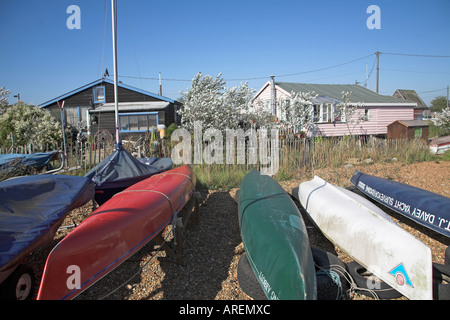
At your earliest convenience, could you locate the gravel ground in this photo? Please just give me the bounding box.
[28,160,450,300]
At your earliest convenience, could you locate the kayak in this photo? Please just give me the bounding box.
[350,170,450,239]
[298,176,433,300]
[84,145,173,205]
[37,165,195,300]
[238,170,316,300]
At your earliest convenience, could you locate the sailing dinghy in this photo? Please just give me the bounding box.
[297,176,433,300]
[350,170,450,239]
[84,145,172,205]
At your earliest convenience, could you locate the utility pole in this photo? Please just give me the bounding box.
[159,72,162,96]
[376,51,380,93]
[447,85,449,109]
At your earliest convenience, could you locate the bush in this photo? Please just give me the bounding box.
[0,102,63,148]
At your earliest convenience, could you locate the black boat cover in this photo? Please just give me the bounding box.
[0,175,94,271]
[351,170,450,238]
[84,146,173,189]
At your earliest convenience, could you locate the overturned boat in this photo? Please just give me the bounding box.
[238,170,316,300]
[350,170,450,239]
[297,176,433,300]
[37,165,195,300]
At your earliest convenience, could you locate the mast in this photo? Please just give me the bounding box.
[111,0,120,147]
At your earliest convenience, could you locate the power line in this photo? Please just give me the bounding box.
[380,68,450,75]
[116,51,449,84]
[381,52,450,58]
[275,53,376,78]
[118,53,377,83]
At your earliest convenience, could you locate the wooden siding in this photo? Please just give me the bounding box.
[387,121,429,140]
[253,84,415,137]
[42,80,181,133]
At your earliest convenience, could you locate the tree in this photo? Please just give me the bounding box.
[0,87,10,115]
[178,73,256,132]
[0,102,63,149]
[430,96,449,113]
[278,91,318,134]
[277,90,360,136]
[431,107,450,136]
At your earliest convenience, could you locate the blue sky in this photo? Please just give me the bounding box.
[1,0,449,106]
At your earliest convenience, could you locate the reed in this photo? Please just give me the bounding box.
[192,136,439,190]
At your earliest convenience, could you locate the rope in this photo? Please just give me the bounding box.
[315,262,385,300]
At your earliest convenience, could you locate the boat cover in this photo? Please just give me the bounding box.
[0,151,59,174]
[351,170,450,238]
[0,175,94,272]
[84,146,172,189]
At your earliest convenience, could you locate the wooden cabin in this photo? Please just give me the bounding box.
[387,120,429,140]
[252,80,418,138]
[39,78,182,141]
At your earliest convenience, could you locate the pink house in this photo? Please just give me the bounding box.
[252,80,417,137]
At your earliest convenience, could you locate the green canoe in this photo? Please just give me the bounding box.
[238,170,317,300]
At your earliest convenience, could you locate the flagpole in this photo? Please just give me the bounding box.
[111,0,120,147]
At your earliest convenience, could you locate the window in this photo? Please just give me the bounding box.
[363,109,370,121]
[313,105,320,122]
[119,112,158,132]
[93,86,106,103]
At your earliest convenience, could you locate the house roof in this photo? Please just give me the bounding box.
[90,101,170,113]
[253,81,417,106]
[276,82,417,106]
[393,89,428,109]
[39,78,175,108]
[391,120,429,127]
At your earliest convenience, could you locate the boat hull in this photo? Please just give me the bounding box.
[0,175,94,277]
[351,170,450,238]
[238,170,316,300]
[298,176,433,300]
[37,165,194,300]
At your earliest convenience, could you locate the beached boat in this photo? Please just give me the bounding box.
[238,170,316,300]
[0,175,94,299]
[37,165,195,300]
[0,151,63,176]
[297,176,433,300]
[351,170,450,239]
[429,135,450,155]
[82,0,172,206]
[84,145,172,205]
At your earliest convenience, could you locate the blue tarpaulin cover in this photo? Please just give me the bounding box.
[351,170,450,238]
[0,175,94,271]
[0,151,59,174]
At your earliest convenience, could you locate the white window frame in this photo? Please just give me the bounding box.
[93,86,106,104]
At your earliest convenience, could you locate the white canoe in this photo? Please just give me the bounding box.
[297,176,433,300]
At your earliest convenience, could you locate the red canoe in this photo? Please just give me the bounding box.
[37,165,195,300]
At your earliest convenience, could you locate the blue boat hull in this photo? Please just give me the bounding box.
[351,170,450,238]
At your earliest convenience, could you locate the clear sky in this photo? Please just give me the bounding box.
[1,0,449,106]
